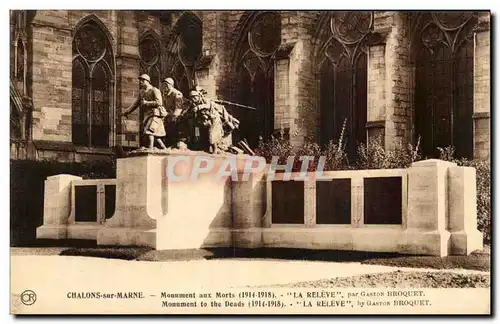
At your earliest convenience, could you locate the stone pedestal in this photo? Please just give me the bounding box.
[155,153,233,250]
[404,159,456,256]
[37,174,82,239]
[231,171,266,248]
[97,150,266,250]
[97,154,163,248]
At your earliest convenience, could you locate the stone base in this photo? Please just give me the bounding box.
[96,227,232,250]
[37,224,107,241]
[260,227,452,257]
[47,225,479,257]
[36,225,67,240]
[399,230,451,257]
[97,227,156,248]
[232,228,263,248]
[67,224,103,240]
[449,230,484,255]
[154,227,232,250]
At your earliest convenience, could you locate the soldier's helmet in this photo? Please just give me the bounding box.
[164,77,175,86]
[138,74,151,82]
[189,90,200,98]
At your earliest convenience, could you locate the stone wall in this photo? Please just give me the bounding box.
[22,10,490,161]
[295,11,318,144]
[473,12,491,160]
[369,11,412,150]
[386,12,412,150]
[30,11,73,142]
[28,10,161,155]
[116,11,141,148]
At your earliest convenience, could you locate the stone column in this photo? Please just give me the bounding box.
[97,153,162,247]
[274,50,293,138]
[37,174,82,239]
[232,170,266,248]
[277,11,317,147]
[448,166,483,254]
[405,159,455,256]
[473,14,491,160]
[195,11,233,101]
[366,42,387,141]
[116,10,141,149]
[368,12,412,150]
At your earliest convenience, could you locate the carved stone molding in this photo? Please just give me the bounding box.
[474,20,490,33]
[366,120,386,129]
[366,27,391,46]
[195,54,216,71]
[274,42,296,60]
[472,112,490,119]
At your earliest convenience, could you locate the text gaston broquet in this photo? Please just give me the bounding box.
[66,290,431,309]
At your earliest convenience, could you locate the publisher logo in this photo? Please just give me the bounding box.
[21,290,36,306]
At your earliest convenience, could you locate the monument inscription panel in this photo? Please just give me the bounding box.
[272,181,304,224]
[364,177,402,225]
[316,179,351,224]
[75,185,97,222]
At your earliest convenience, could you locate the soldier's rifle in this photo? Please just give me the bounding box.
[182,93,258,111]
[212,99,257,111]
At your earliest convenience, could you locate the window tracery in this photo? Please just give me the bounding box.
[235,12,281,148]
[413,12,477,158]
[72,20,114,148]
[317,11,373,160]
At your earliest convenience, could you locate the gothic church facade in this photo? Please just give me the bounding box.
[10,10,491,162]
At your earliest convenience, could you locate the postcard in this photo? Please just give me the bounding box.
[9,9,491,315]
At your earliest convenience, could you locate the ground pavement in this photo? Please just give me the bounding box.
[10,253,489,291]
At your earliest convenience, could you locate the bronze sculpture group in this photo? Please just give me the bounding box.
[122,74,250,155]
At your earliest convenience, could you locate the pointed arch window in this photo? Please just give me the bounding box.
[72,20,115,147]
[317,12,372,161]
[413,12,477,159]
[235,11,281,148]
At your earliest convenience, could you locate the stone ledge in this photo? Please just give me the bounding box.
[30,21,72,32]
[260,227,455,256]
[472,112,490,119]
[274,42,296,60]
[116,53,140,61]
[366,120,385,129]
[33,140,75,152]
[33,140,116,156]
[195,54,216,71]
[126,147,252,159]
[74,146,114,155]
[367,27,391,46]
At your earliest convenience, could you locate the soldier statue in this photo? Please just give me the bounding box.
[161,77,186,148]
[187,89,240,154]
[121,74,168,150]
